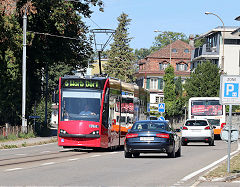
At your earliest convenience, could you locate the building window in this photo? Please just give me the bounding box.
[155,96,164,103]
[159,62,169,70]
[172,48,177,53]
[150,78,158,89]
[158,78,163,90]
[176,63,188,71]
[184,49,189,53]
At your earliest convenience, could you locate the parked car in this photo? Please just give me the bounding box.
[124,120,181,158]
[181,119,215,146]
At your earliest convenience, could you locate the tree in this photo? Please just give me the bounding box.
[175,76,183,97]
[0,0,103,125]
[184,61,221,99]
[105,12,136,83]
[163,66,185,119]
[151,31,188,52]
[134,48,151,60]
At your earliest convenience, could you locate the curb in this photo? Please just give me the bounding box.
[198,144,240,183]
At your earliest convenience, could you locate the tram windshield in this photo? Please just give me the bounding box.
[61,89,101,122]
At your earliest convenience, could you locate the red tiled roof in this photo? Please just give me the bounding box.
[147,40,193,59]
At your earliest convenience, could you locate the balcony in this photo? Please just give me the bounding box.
[191,44,219,61]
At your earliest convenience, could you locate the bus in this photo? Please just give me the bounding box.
[188,97,226,136]
[58,75,150,149]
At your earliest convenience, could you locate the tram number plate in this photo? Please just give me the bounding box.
[140,137,154,141]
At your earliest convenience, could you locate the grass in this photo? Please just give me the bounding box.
[0,132,36,142]
[204,151,240,180]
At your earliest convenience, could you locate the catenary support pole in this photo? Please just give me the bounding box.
[22,9,27,133]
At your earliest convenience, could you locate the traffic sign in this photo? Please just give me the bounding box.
[158,103,165,113]
[147,103,150,112]
[220,75,240,105]
[158,116,165,121]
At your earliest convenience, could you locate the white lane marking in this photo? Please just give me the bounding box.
[181,149,239,182]
[108,152,119,154]
[15,154,26,156]
[41,151,51,153]
[232,181,240,183]
[68,158,80,161]
[41,162,55,166]
[90,155,101,158]
[5,168,23,172]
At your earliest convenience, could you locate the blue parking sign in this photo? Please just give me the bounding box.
[224,83,238,97]
[220,75,240,105]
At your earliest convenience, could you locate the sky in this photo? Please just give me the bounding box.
[83,0,240,50]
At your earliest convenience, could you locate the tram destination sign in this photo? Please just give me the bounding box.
[62,78,104,89]
[220,75,240,105]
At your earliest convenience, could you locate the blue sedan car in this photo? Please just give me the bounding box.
[124,120,181,158]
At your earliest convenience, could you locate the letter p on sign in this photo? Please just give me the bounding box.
[224,83,238,97]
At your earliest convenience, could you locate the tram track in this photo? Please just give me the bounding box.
[0,149,90,170]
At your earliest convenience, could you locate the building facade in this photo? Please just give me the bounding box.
[191,26,240,75]
[136,40,193,108]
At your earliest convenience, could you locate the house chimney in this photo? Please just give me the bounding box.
[189,34,194,48]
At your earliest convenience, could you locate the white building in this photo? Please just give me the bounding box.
[191,26,240,75]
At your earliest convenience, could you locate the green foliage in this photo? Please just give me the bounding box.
[175,76,183,97]
[105,12,136,83]
[134,48,151,60]
[0,0,102,126]
[151,31,188,52]
[163,66,185,118]
[194,35,205,48]
[184,61,220,100]
[163,66,176,102]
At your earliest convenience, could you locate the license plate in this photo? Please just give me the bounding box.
[140,137,154,141]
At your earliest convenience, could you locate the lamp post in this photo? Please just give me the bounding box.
[205,12,225,73]
[154,30,172,64]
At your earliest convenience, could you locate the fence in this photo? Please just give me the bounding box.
[0,124,33,137]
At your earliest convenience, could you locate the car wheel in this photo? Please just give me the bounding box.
[168,143,176,158]
[176,145,181,157]
[133,153,140,157]
[124,151,132,158]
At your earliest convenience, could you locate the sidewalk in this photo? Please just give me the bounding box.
[0,128,57,149]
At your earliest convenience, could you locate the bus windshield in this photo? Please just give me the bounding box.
[191,100,223,116]
[61,89,101,122]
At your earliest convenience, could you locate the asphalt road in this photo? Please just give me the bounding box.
[0,140,238,186]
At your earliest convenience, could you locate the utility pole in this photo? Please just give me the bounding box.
[22,8,27,133]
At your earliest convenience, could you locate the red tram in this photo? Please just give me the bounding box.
[58,75,150,149]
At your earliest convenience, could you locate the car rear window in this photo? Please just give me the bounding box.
[185,120,208,126]
[132,122,166,130]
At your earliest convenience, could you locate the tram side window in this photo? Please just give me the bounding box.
[102,88,109,128]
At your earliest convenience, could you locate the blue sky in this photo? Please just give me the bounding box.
[84,0,240,50]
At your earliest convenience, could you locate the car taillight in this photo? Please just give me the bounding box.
[182,126,188,130]
[204,126,210,130]
[221,123,226,129]
[156,133,169,138]
[126,133,138,138]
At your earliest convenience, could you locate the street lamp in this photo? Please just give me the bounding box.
[154,30,172,64]
[205,12,225,73]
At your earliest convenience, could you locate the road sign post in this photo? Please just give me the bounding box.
[220,75,240,173]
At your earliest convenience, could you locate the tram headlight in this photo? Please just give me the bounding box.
[90,130,99,135]
[60,129,67,134]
